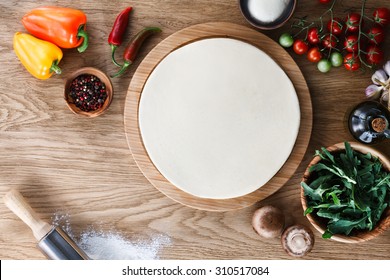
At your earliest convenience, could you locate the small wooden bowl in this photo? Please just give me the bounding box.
[238,0,297,30]
[64,67,113,117]
[301,142,390,243]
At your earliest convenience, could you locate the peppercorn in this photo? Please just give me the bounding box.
[68,74,107,112]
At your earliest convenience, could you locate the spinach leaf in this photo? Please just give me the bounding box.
[302,142,390,238]
[327,216,367,235]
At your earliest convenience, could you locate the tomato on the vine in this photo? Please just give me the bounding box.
[344,53,360,71]
[373,7,390,26]
[344,35,359,53]
[322,34,337,49]
[367,26,385,45]
[317,59,332,73]
[345,13,361,33]
[330,52,343,67]
[366,45,384,65]
[279,33,294,48]
[293,39,309,55]
[307,27,320,45]
[307,47,322,62]
[327,17,344,35]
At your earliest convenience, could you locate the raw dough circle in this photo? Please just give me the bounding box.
[139,38,300,199]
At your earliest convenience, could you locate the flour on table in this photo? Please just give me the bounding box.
[52,211,171,260]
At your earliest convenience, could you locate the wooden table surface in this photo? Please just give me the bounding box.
[0,0,389,260]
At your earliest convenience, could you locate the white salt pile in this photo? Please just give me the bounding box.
[77,230,171,260]
[248,0,290,23]
[52,211,171,260]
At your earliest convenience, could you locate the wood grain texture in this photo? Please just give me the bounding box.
[0,0,389,260]
[124,22,312,211]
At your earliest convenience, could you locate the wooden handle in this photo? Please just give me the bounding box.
[3,189,52,241]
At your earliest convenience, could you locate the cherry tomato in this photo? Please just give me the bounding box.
[345,13,362,33]
[307,47,322,62]
[373,7,390,26]
[279,33,294,48]
[367,26,385,45]
[327,18,344,35]
[319,0,331,3]
[366,45,384,65]
[344,53,360,71]
[317,59,332,73]
[344,35,359,53]
[322,34,337,49]
[330,52,343,67]
[307,27,320,45]
[293,39,309,55]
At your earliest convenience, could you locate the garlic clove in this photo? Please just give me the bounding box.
[383,60,390,77]
[380,91,389,103]
[371,69,389,86]
[380,92,389,110]
[365,84,383,100]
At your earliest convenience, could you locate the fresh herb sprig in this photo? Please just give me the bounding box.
[302,142,390,239]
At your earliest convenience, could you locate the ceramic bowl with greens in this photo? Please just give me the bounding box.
[301,142,390,243]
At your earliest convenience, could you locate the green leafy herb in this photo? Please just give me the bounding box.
[302,142,390,238]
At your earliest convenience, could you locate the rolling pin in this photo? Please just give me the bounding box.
[3,189,89,260]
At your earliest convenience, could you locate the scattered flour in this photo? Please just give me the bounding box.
[51,211,74,238]
[52,211,171,260]
[77,230,170,260]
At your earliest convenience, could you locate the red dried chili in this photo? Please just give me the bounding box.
[111,27,161,78]
[108,7,132,67]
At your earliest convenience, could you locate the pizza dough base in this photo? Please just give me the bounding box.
[139,38,300,199]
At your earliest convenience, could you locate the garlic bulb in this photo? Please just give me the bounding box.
[365,60,390,110]
[371,69,389,86]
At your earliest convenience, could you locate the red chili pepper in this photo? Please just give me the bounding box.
[111,27,161,78]
[108,7,133,67]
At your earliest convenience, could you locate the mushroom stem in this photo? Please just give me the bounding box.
[281,225,314,257]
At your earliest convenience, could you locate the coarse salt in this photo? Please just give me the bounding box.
[77,230,171,260]
[52,211,171,260]
[247,0,290,23]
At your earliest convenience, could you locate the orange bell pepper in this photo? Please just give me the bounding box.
[22,6,89,52]
[13,32,63,80]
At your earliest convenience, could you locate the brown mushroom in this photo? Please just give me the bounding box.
[281,224,314,257]
[252,205,285,238]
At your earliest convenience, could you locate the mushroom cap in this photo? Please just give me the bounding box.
[252,205,285,238]
[281,224,314,257]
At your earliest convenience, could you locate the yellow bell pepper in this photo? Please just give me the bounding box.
[13,32,63,80]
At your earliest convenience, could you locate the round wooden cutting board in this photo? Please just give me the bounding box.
[124,22,312,211]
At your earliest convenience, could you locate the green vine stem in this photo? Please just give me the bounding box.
[291,0,339,58]
[323,0,338,58]
[356,0,372,68]
[289,0,377,69]
[291,17,313,39]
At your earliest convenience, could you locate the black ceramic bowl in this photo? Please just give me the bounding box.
[239,0,297,30]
